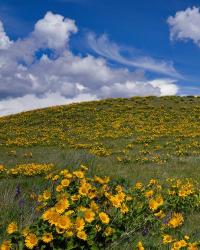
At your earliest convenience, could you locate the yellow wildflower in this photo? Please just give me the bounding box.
[75,217,85,231]
[168,213,184,228]
[22,228,30,237]
[90,201,99,212]
[55,199,69,214]
[79,185,89,196]
[84,209,95,223]
[43,190,51,200]
[137,241,144,250]
[172,240,187,250]
[163,234,173,244]
[6,222,17,234]
[42,232,53,243]
[99,212,110,224]
[120,204,129,214]
[73,171,84,179]
[110,196,121,208]
[149,196,163,211]
[77,230,87,241]
[145,190,154,198]
[116,192,126,202]
[187,243,198,250]
[135,182,143,189]
[104,226,113,236]
[56,185,63,192]
[65,230,73,237]
[61,178,70,187]
[0,241,11,250]
[57,215,72,230]
[71,194,80,201]
[25,233,38,249]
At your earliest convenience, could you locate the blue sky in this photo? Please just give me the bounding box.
[0,0,200,115]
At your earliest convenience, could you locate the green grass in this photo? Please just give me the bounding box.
[0,96,200,245]
[1,146,200,181]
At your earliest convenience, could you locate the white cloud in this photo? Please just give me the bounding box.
[33,11,78,50]
[0,20,12,49]
[0,78,178,117]
[99,79,178,98]
[167,7,200,47]
[0,92,97,116]
[99,81,160,98]
[87,33,181,78]
[149,79,179,96]
[0,12,179,116]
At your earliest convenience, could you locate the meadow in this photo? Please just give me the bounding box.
[0,96,200,249]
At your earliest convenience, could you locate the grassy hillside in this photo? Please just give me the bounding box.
[0,96,200,248]
[0,96,200,180]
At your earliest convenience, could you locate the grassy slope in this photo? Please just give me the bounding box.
[0,96,200,242]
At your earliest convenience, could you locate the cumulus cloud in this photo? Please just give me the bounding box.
[167,7,200,47]
[149,79,178,96]
[98,79,178,98]
[0,92,97,116]
[33,11,78,50]
[99,81,160,98]
[0,20,12,49]
[87,33,181,78]
[0,11,179,116]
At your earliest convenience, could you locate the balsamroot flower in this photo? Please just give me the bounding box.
[42,232,53,243]
[77,230,87,241]
[168,212,184,228]
[25,233,38,249]
[99,212,110,224]
[6,222,17,234]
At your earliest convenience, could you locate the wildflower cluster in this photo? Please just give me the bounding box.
[0,96,199,165]
[2,165,200,249]
[162,234,199,250]
[0,163,54,177]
